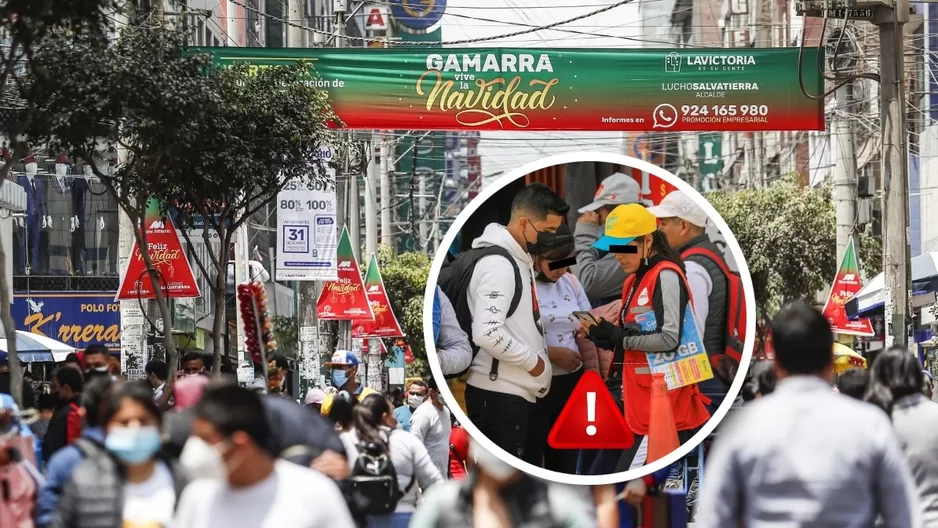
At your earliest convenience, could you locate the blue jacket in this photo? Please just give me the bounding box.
[617,465,672,528]
[433,287,442,344]
[36,426,105,528]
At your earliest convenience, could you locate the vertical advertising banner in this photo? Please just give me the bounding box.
[699,133,723,192]
[822,238,875,336]
[276,145,339,281]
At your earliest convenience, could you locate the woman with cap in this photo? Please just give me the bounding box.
[305,388,326,414]
[525,228,599,473]
[579,203,710,473]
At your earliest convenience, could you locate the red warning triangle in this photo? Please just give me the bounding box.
[548,370,633,450]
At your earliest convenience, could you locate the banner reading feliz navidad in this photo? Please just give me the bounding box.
[190,47,825,132]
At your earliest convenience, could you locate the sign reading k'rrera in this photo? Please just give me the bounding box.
[191,47,825,132]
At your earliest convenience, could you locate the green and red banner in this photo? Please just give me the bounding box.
[192,47,824,132]
[352,255,405,338]
[116,198,200,301]
[821,238,874,336]
[316,226,374,320]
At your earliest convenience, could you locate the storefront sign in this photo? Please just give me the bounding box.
[390,0,446,31]
[193,47,824,131]
[13,292,121,350]
[117,198,201,300]
[698,133,723,191]
[276,145,338,281]
[822,238,875,336]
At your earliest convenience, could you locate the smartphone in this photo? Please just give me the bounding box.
[573,311,600,326]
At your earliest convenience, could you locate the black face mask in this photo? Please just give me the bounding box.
[523,222,571,257]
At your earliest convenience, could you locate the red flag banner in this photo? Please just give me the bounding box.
[116,198,201,300]
[316,226,374,320]
[821,238,874,336]
[352,254,405,338]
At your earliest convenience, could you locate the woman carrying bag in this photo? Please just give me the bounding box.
[580,204,710,474]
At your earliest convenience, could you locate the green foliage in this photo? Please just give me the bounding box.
[369,246,432,378]
[273,315,299,357]
[707,175,882,315]
[28,22,337,372]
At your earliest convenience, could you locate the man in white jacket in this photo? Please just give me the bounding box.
[464,183,568,464]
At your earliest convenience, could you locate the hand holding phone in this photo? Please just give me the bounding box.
[573,311,600,327]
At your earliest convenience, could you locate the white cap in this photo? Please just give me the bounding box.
[647,191,708,227]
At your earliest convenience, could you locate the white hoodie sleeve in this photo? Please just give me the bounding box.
[467,255,541,373]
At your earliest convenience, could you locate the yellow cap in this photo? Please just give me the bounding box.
[592,203,658,251]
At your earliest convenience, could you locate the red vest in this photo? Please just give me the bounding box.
[617,260,711,435]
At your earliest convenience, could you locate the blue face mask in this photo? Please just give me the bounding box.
[105,426,162,465]
[331,368,350,389]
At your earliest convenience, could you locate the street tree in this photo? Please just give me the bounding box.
[707,175,882,348]
[28,23,337,380]
[0,0,114,406]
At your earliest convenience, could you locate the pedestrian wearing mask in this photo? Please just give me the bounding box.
[573,172,644,307]
[42,367,83,463]
[37,377,113,528]
[865,346,938,527]
[320,351,378,418]
[409,438,595,528]
[527,235,599,472]
[52,380,189,528]
[410,377,452,477]
[456,183,563,462]
[80,345,111,380]
[173,385,356,528]
[580,204,710,473]
[341,393,442,528]
[393,381,428,433]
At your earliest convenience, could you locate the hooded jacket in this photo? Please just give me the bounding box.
[466,223,553,403]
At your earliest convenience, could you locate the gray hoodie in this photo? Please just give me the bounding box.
[467,223,553,403]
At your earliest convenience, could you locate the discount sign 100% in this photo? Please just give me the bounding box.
[280,199,331,211]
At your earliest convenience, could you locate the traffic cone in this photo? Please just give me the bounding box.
[646,373,680,464]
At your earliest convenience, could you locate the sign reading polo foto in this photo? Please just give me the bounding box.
[192,47,825,132]
[14,293,121,350]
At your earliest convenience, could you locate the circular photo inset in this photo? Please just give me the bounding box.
[423,152,756,486]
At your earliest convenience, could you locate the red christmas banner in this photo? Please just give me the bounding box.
[821,238,874,336]
[316,226,374,320]
[116,198,201,300]
[352,254,405,338]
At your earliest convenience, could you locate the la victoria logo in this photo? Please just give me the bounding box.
[368,285,380,293]
[338,261,352,269]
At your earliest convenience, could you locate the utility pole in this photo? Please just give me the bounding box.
[380,137,393,247]
[833,81,857,264]
[874,0,911,348]
[365,137,379,255]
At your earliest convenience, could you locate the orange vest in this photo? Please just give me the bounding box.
[616,260,711,435]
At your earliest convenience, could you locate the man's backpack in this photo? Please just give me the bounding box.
[437,246,524,381]
[348,438,415,516]
[683,247,746,383]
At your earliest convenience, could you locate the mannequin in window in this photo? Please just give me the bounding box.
[71,161,89,275]
[85,159,110,274]
[46,152,73,275]
[16,154,46,273]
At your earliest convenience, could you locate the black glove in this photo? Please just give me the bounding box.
[587,320,624,350]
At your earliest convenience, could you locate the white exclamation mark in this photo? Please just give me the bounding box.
[586,392,597,436]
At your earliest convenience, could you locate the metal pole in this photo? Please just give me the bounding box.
[833,82,857,264]
[365,138,379,257]
[380,137,393,248]
[875,0,911,348]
